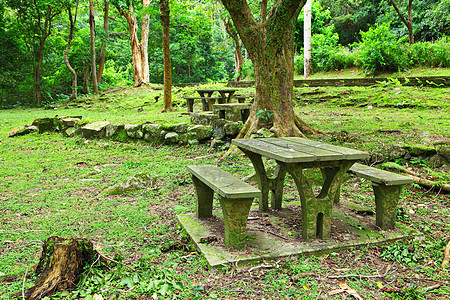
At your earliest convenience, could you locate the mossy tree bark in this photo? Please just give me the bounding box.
[220,0,320,138]
[22,236,99,300]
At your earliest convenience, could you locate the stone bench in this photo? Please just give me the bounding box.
[183,97,222,112]
[212,103,252,122]
[347,163,413,230]
[187,164,261,249]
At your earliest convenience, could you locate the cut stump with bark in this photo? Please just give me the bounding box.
[22,236,100,300]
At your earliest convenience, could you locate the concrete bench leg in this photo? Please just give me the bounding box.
[191,176,214,218]
[373,184,402,230]
[186,99,194,113]
[219,196,254,249]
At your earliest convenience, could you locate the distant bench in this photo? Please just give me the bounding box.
[183,96,222,112]
[187,165,261,249]
[345,163,413,229]
[233,94,254,103]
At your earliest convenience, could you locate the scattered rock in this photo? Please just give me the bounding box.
[102,173,156,196]
[175,122,188,134]
[165,132,180,143]
[124,124,143,139]
[32,118,57,133]
[81,121,110,139]
[9,125,38,137]
[403,144,437,157]
[188,125,213,141]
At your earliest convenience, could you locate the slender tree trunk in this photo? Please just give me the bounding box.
[141,0,150,83]
[83,63,90,94]
[34,6,54,105]
[389,0,414,44]
[89,0,99,94]
[224,19,244,81]
[160,0,172,112]
[117,1,150,87]
[221,0,319,137]
[97,1,109,83]
[303,0,312,78]
[63,2,78,100]
[34,44,44,105]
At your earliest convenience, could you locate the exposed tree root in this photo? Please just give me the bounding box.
[219,113,323,161]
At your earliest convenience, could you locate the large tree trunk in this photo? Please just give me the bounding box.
[89,0,99,94]
[221,0,319,138]
[303,0,312,78]
[63,1,78,100]
[117,1,150,87]
[97,1,109,83]
[160,0,172,112]
[21,236,99,300]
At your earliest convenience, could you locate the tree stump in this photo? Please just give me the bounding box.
[23,236,100,300]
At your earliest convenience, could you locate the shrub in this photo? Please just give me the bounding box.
[329,47,356,70]
[294,54,304,76]
[354,23,407,75]
[311,25,339,72]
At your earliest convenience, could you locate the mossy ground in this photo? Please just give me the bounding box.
[0,75,449,299]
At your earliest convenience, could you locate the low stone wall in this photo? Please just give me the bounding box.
[9,114,244,146]
[227,76,450,88]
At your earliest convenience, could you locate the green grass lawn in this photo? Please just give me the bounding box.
[0,78,449,299]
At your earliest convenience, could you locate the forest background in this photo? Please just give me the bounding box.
[0,0,449,108]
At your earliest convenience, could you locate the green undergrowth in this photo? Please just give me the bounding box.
[0,80,449,299]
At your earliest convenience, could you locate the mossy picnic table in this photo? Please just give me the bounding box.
[184,89,239,113]
[232,137,370,241]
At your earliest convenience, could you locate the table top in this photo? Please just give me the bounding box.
[232,137,368,163]
[196,89,238,93]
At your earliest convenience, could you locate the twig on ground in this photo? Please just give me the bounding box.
[22,265,29,300]
[0,230,49,234]
[421,284,441,293]
[403,277,450,285]
[188,153,216,161]
[247,228,288,240]
[442,240,450,269]
[96,251,137,272]
[248,260,280,276]
[328,267,394,280]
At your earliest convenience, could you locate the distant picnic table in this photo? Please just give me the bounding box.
[184,88,251,113]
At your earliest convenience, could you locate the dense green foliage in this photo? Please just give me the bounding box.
[294,2,450,75]
[0,0,448,107]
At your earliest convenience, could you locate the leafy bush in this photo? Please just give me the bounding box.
[310,25,340,71]
[294,53,304,75]
[354,23,407,75]
[240,60,255,80]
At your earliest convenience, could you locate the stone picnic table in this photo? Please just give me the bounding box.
[232,137,369,241]
[195,88,238,104]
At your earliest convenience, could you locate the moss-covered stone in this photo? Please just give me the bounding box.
[188,125,213,141]
[32,117,57,133]
[102,172,156,196]
[403,144,437,156]
[164,132,180,144]
[8,125,38,137]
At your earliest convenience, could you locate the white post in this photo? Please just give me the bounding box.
[304,0,312,78]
